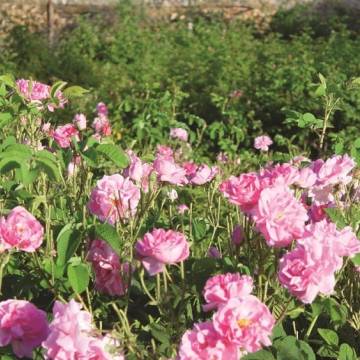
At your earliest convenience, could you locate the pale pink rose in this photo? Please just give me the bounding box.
[43,300,113,360]
[73,113,87,130]
[203,273,253,312]
[219,173,262,213]
[53,124,79,148]
[279,220,360,303]
[254,135,273,151]
[67,155,81,177]
[88,174,141,225]
[259,163,299,187]
[135,228,190,275]
[87,239,128,296]
[208,246,221,259]
[167,189,178,202]
[153,157,188,186]
[213,296,275,353]
[231,225,244,245]
[252,185,308,247]
[314,154,355,186]
[178,321,241,360]
[123,151,153,193]
[295,167,317,188]
[189,165,218,185]
[308,184,334,205]
[0,300,49,358]
[156,145,174,160]
[0,206,44,252]
[170,128,188,142]
[92,115,111,137]
[16,79,66,111]
[177,204,189,214]
[96,102,108,116]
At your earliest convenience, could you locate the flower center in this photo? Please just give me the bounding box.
[237,318,251,329]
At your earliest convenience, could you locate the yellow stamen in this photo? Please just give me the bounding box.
[237,318,251,329]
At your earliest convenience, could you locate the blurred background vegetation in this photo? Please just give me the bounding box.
[1,0,360,158]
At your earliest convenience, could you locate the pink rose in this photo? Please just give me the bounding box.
[43,300,115,360]
[213,296,275,353]
[295,167,317,188]
[177,204,189,214]
[92,114,111,137]
[0,206,44,252]
[153,157,188,186]
[96,102,108,116]
[189,165,218,185]
[156,145,174,160]
[87,239,129,296]
[182,162,198,177]
[203,273,253,312]
[0,300,49,358]
[170,128,188,142]
[53,124,79,148]
[259,163,299,187]
[178,321,241,360]
[123,151,153,193]
[219,173,262,213]
[88,174,141,225]
[252,185,308,247]
[254,135,273,151]
[135,228,190,275]
[73,113,87,130]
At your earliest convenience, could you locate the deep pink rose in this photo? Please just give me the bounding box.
[189,165,218,185]
[231,225,244,245]
[136,228,190,275]
[96,102,108,116]
[53,124,79,148]
[87,239,129,296]
[219,173,262,213]
[92,115,111,137]
[0,300,49,358]
[88,174,141,225]
[0,206,44,252]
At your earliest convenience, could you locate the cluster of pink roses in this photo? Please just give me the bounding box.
[177,273,275,359]
[0,206,43,253]
[220,154,360,303]
[16,79,67,112]
[51,102,112,150]
[0,299,123,359]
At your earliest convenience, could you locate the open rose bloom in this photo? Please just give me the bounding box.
[136,228,190,275]
[0,300,49,358]
[0,206,44,252]
[254,135,273,151]
[88,174,141,225]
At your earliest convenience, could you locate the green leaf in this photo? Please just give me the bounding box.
[50,81,67,99]
[338,344,357,360]
[242,350,275,359]
[35,153,61,181]
[277,336,316,360]
[317,328,339,346]
[317,345,338,358]
[149,323,170,345]
[95,223,121,255]
[325,208,347,229]
[0,113,12,129]
[0,73,16,88]
[63,85,89,99]
[67,262,90,294]
[96,144,129,168]
[56,225,81,266]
